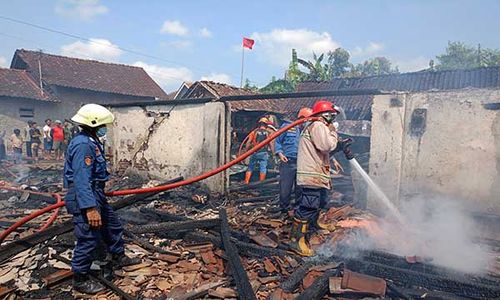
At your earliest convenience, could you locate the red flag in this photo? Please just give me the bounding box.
[242,37,254,49]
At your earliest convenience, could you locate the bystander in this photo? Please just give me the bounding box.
[10,129,23,164]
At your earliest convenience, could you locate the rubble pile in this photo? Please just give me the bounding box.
[0,166,500,299]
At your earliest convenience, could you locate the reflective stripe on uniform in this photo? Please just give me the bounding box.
[296,170,331,180]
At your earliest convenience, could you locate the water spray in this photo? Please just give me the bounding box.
[349,158,404,223]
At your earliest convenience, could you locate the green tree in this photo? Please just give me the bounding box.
[297,52,330,81]
[286,49,306,85]
[435,42,478,70]
[354,57,399,76]
[259,79,295,93]
[436,41,500,70]
[243,78,259,91]
[327,48,352,78]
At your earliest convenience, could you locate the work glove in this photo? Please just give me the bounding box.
[332,138,354,159]
[332,137,352,153]
[341,138,355,160]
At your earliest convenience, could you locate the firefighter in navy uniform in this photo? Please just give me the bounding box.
[274,108,312,215]
[64,104,139,294]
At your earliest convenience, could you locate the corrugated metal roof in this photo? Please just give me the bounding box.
[178,67,500,121]
[304,66,500,92]
[293,66,500,120]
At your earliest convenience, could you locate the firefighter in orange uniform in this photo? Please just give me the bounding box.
[243,117,275,184]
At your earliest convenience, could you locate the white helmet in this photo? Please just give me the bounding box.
[71,104,115,128]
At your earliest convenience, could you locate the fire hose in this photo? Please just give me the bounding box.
[0,187,63,242]
[0,117,320,243]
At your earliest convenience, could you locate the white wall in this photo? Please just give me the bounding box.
[369,89,500,214]
[110,102,230,192]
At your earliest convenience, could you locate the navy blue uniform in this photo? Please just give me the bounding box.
[275,121,302,211]
[64,131,124,274]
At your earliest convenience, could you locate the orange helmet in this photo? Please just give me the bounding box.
[312,100,339,115]
[297,107,313,119]
[258,117,273,125]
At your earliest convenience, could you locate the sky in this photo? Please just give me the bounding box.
[0,0,499,93]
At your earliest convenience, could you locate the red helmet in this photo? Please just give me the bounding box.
[312,100,339,115]
[297,107,313,119]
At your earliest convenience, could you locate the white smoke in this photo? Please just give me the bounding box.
[327,195,493,274]
[387,196,491,273]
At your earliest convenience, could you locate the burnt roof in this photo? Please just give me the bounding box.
[302,66,500,92]
[0,68,57,102]
[11,49,168,99]
[183,81,286,113]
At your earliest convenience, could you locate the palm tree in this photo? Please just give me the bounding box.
[297,53,329,81]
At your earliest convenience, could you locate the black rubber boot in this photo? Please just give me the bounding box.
[101,261,113,281]
[111,253,141,268]
[73,273,105,295]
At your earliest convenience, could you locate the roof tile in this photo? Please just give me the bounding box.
[12,49,168,99]
[0,68,57,102]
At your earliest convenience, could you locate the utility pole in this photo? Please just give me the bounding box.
[240,45,245,88]
[38,49,44,96]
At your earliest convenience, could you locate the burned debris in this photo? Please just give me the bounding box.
[1,161,500,300]
[1,43,500,300]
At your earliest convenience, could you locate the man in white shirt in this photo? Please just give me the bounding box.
[43,119,52,159]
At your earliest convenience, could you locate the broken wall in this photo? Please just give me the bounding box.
[369,89,500,214]
[110,102,229,192]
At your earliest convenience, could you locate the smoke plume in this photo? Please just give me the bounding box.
[328,195,493,274]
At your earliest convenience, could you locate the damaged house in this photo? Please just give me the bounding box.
[1,67,500,299]
[110,66,500,214]
[0,49,168,137]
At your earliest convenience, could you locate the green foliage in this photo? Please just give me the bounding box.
[436,41,500,70]
[436,42,478,70]
[286,49,305,85]
[327,48,352,78]
[243,78,259,91]
[259,41,500,92]
[297,52,330,81]
[354,57,399,76]
[259,79,295,93]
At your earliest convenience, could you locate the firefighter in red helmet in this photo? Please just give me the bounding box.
[289,99,352,256]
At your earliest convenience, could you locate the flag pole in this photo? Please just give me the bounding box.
[240,43,245,88]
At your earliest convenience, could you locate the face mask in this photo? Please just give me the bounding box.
[96,127,107,137]
[321,112,337,124]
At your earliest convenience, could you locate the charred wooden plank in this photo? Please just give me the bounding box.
[129,218,220,234]
[360,249,500,287]
[219,208,256,300]
[233,195,276,204]
[228,177,279,193]
[343,257,500,299]
[184,231,299,260]
[123,230,181,257]
[280,261,314,292]
[295,269,339,300]
[42,269,74,287]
